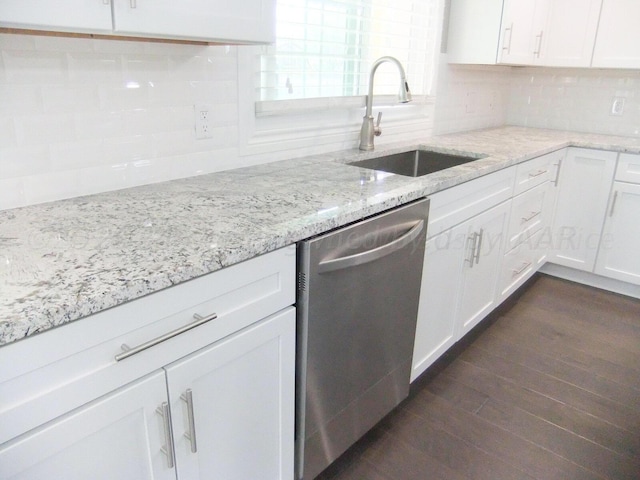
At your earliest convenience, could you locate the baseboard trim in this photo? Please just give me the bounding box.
[540,263,640,299]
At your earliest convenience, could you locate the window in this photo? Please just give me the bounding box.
[258,0,439,102]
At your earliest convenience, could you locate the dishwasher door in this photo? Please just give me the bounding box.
[296,198,428,480]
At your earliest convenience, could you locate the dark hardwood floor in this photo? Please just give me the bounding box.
[314,274,640,480]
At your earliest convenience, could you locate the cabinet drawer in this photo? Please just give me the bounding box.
[615,153,640,184]
[505,182,551,252]
[514,150,564,196]
[428,167,515,238]
[498,231,544,300]
[0,246,295,444]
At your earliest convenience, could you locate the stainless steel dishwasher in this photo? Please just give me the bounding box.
[295,198,428,480]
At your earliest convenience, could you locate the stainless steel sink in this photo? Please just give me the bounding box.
[348,149,485,177]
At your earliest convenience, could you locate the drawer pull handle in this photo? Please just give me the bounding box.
[528,169,547,178]
[552,158,563,186]
[512,261,532,276]
[521,211,540,223]
[609,191,619,217]
[115,312,218,361]
[157,402,175,469]
[181,389,198,453]
[474,228,484,265]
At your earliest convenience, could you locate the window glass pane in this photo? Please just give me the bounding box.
[259,0,438,101]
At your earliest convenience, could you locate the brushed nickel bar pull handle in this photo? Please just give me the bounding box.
[474,228,484,265]
[502,24,513,54]
[534,30,544,58]
[181,389,198,453]
[528,169,547,177]
[521,211,541,223]
[130,0,137,8]
[465,232,478,268]
[552,158,563,186]
[512,261,532,276]
[156,402,175,469]
[609,191,619,217]
[115,312,218,361]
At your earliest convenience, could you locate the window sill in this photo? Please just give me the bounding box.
[255,94,434,118]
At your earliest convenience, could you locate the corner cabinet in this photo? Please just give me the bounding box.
[0,0,276,43]
[594,154,640,285]
[548,148,617,272]
[0,247,295,480]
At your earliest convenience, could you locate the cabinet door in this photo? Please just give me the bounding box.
[0,0,112,33]
[549,148,617,272]
[539,0,601,67]
[499,0,547,64]
[0,371,174,480]
[457,201,511,337]
[164,308,295,480]
[112,0,275,43]
[594,182,640,285]
[592,0,640,68]
[411,222,467,381]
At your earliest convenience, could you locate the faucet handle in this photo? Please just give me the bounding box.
[374,111,382,136]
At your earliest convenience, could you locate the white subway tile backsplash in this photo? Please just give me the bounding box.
[1,145,50,178]
[506,67,640,137]
[41,84,100,113]
[14,113,76,145]
[0,84,42,112]
[67,52,121,82]
[2,50,67,83]
[50,139,106,171]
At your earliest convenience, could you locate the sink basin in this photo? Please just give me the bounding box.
[348,149,485,177]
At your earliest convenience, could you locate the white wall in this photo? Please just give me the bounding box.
[0,34,245,209]
[3,31,640,211]
[507,67,640,137]
[0,33,437,210]
[432,56,510,135]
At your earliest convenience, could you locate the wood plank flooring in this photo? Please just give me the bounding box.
[314,274,640,480]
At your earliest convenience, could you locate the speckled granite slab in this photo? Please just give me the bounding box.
[2,126,640,346]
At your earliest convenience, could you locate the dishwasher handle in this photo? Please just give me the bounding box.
[317,220,425,274]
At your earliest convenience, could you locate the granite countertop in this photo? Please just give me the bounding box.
[2,126,640,347]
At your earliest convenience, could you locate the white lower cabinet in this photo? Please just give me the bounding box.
[0,371,171,480]
[0,247,296,480]
[412,168,515,381]
[594,181,640,285]
[549,148,617,271]
[456,201,511,337]
[0,308,295,480]
[165,308,295,480]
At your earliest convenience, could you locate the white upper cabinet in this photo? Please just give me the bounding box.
[0,0,276,43]
[592,0,640,68]
[498,0,546,65]
[538,0,601,67]
[448,0,602,67]
[112,0,275,43]
[0,0,113,33]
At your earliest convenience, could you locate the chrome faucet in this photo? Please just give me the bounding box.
[359,56,412,151]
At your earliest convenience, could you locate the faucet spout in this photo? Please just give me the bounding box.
[359,56,412,151]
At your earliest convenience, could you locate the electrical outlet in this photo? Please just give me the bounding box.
[465,92,476,114]
[194,104,213,139]
[610,97,625,116]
